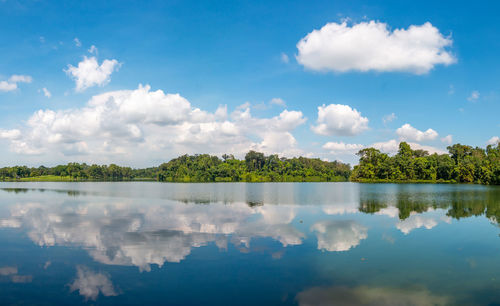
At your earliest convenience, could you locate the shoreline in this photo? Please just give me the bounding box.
[0,176,491,185]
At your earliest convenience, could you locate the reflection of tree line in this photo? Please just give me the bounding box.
[359,190,500,223]
[1,187,90,197]
[4,186,499,223]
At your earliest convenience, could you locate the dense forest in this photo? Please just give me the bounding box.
[351,141,500,185]
[0,163,159,181]
[0,151,351,182]
[2,141,500,184]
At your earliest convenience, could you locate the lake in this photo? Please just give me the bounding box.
[0,182,499,305]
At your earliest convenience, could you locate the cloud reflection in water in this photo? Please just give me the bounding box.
[0,199,305,271]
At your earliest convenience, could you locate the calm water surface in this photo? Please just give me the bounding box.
[0,182,499,305]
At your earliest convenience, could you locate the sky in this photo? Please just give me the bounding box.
[0,0,499,167]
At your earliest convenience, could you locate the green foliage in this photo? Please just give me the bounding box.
[157,151,351,182]
[0,151,351,183]
[0,163,158,182]
[351,141,500,185]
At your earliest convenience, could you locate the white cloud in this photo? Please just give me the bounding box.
[0,81,17,92]
[0,129,21,140]
[323,141,363,154]
[322,204,358,215]
[9,75,32,83]
[74,37,82,47]
[0,218,22,227]
[41,87,51,98]
[396,123,438,142]
[488,136,499,145]
[467,90,480,102]
[382,113,396,124]
[296,21,455,74]
[0,75,32,92]
[65,56,120,92]
[280,52,289,63]
[1,197,305,272]
[0,85,307,164]
[441,134,452,144]
[405,142,447,155]
[312,104,369,136]
[396,213,438,235]
[70,266,118,301]
[376,206,399,219]
[270,98,286,107]
[372,139,399,154]
[88,45,98,54]
[310,220,367,252]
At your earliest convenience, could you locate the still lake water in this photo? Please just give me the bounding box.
[0,182,499,305]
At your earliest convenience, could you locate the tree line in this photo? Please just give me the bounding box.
[0,163,158,181]
[0,151,350,182]
[2,142,500,184]
[157,151,350,182]
[351,141,500,184]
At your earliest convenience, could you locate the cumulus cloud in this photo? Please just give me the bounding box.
[323,141,363,154]
[70,266,118,301]
[312,104,369,136]
[372,139,400,154]
[0,85,306,164]
[65,56,120,92]
[467,90,480,102]
[0,81,17,92]
[0,129,21,140]
[296,285,450,306]
[310,220,367,252]
[296,20,455,74]
[396,123,438,142]
[74,38,82,47]
[488,136,499,145]
[441,134,452,144]
[0,75,32,92]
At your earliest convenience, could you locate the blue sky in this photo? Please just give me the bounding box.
[0,0,499,167]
